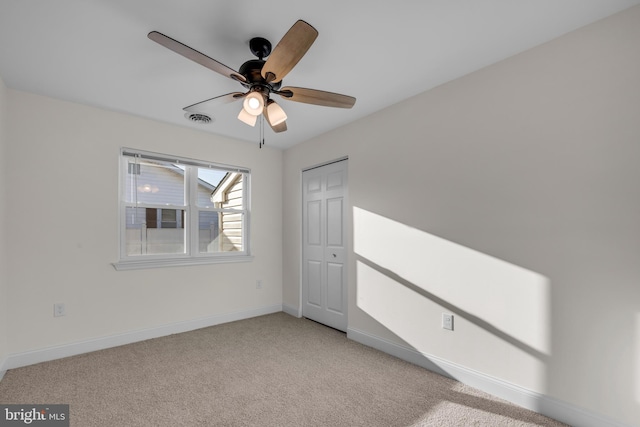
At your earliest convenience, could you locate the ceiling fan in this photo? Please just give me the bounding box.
[148,20,356,134]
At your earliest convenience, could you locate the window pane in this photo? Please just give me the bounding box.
[125,159,185,206]
[199,211,243,253]
[196,168,228,208]
[161,209,183,229]
[120,149,250,265]
[125,207,186,256]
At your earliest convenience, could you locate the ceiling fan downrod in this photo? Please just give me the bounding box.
[249,37,272,60]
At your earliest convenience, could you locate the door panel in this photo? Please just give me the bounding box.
[307,260,322,307]
[326,262,344,313]
[302,160,348,331]
[307,176,322,193]
[307,200,322,246]
[326,198,343,247]
[326,170,344,190]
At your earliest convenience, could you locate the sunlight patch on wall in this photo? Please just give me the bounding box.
[357,260,429,343]
[353,207,551,356]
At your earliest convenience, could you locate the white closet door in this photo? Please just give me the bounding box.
[302,160,348,331]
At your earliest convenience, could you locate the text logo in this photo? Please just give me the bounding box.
[0,405,69,427]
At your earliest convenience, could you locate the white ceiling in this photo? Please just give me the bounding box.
[1,0,638,149]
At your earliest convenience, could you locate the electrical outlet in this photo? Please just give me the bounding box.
[54,303,66,317]
[256,280,263,289]
[442,313,454,331]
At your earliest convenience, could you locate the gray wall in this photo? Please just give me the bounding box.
[283,6,640,425]
[0,74,8,376]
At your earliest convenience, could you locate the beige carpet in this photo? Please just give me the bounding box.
[0,312,567,426]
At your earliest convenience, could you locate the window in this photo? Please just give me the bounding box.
[114,148,251,270]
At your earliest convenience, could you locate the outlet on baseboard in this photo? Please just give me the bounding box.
[54,303,66,317]
[442,313,454,331]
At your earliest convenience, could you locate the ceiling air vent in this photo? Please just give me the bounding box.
[185,113,212,124]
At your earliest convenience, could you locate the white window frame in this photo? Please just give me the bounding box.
[113,148,252,270]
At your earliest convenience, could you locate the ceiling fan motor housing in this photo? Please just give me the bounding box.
[238,58,282,93]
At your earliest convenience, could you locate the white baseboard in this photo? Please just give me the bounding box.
[2,304,282,372]
[347,327,631,427]
[282,303,300,318]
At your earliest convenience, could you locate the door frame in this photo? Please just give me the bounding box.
[298,157,349,327]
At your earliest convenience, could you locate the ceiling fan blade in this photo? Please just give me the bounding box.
[183,92,246,113]
[148,31,246,83]
[278,87,356,109]
[261,20,318,84]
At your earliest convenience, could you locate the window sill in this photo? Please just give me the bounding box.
[112,255,254,271]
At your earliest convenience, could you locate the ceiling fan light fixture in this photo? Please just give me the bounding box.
[266,100,287,126]
[243,91,265,116]
[238,108,257,126]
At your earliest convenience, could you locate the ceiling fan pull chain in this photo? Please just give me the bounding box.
[259,115,265,149]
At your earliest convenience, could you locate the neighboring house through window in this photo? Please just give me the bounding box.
[114,148,251,270]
